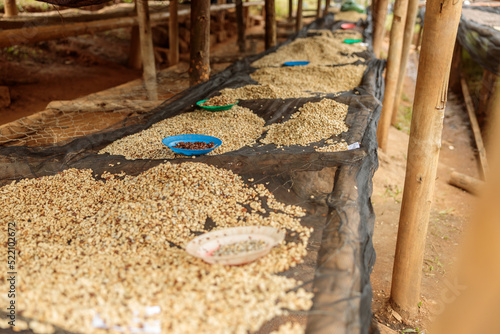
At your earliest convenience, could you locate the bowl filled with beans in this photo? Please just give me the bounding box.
[162,134,222,156]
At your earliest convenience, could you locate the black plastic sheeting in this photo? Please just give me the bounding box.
[419,6,500,75]
[0,13,384,334]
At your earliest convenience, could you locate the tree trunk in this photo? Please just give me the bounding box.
[377,0,409,151]
[372,0,389,58]
[236,0,246,52]
[264,0,276,49]
[136,0,158,100]
[189,0,211,86]
[391,0,420,125]
[4,0,17,17]
[169,0,179,66]
[390,0,463,318]
[295,0,303,32]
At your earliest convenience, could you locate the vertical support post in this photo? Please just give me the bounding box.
[323,0,331,17]
[128,26,142,70]
[136,0,158,100]
[169,0,179,66]
[189,0,211,86]
[391,0,420,125]
[390,0,463,318]
[265,0,276,49]
[295,0,303,32]
[236,0,246,52]
[316,0,322,18]
[372,0,389,58]
[288,0,293,20]
[448,42,462,93]
[377,0,409,151]
[4,0,18,17]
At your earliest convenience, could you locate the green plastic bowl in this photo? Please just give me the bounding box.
[196,99,238,111]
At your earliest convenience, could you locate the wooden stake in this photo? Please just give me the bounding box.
[390,0,463,318]
[295,0,303,32]
[169,0,179,66]
[189,0,211,86]
[316,0,322,18]
[323,0,331,17]
[136,0,158,101]
[377,0,409,151]
[461,77,489,178]
[236,0,246,52]
[128,26,142,70]
[4,0,17,17]
[391,0,420,126]
[264,0,276,49]
[372,0,389,58]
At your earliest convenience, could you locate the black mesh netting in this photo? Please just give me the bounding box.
[0,13,384,334]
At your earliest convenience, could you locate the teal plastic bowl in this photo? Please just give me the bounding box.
[196,99,238,111]
[162,134,222,156]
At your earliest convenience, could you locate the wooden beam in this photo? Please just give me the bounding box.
[236,0,246,52]
[449,171,484,195]
[372,0,389,58]
[461,77,489,178]
[390,0,463,318]
[169,0,180,66]
[377,0,409,151]
[4,0,17,17]
[296,0,303,32]
[189,0,211,86]
[391,0,420,126]
[136,0,158,101]
[265,0,276,49]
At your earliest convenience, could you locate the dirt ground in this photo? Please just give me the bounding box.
[0,18,480,334]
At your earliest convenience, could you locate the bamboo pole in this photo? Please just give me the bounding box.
[461,77,489,178]
[372,0,389,58]
[189,0,211,86]
[4,0,17,17]
[236,0,246,52]
[295,0,303,32]
[377,0,409,151]
[136,0,158,101]
[169,0,179,66]
[390,0,463,318]
[264,0,276,49]
[390,0,420,126]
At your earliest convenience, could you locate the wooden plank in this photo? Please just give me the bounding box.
[390,0,463,318]
[449,171,484,195]
[377,0,409,151]
[136,0,158,100]
[169,0,180,66]
[461,77,489,178]
[265,0,276,49]
[391,0,420,125]
[189,0,211,86]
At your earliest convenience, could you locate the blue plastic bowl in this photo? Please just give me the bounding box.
[283,61,310,66]
[162,134,222,156]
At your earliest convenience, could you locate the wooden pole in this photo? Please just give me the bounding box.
[323,0,331,17]
[288,0,293,20]
[390,0,463,318]
[236,0,246,52]
[128,26,142,69]
[390,0,420,126]
[449,171,484,195]
[136,0,158,101]
[295,0,303,32]
[377,0,409,151]
[461,77,489,178]
[264,0,276,49]
[4,0,17,17]
[189,0,211,86]
[316,0,322,18]
[169,0,179,66]
[372,0,389,58]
